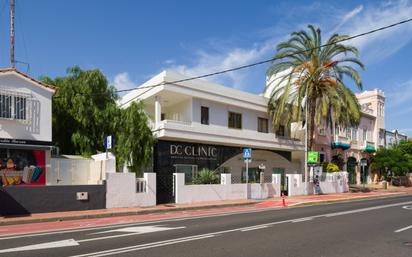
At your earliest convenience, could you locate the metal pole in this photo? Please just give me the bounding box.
[304,84,308,189]
[10,0,15,68]
[245,159,249,184]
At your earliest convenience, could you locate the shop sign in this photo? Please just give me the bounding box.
[0,138,52,146]
[308,151,319,164]
[169,144,218,160]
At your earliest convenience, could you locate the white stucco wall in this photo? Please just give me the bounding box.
[192,98,281,136]
[174,173,280,204]
[106,172,156,208]
[287,172,349,196]
[0,73,53,142]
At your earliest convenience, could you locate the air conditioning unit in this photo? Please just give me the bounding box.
[76,192,88,201]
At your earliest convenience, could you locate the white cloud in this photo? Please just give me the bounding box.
[164,39,279,90]
[162,1,412,91]
[335,1,412,63]
[113,72,135,91]
[386,79,412,107]
[332,5,364,33]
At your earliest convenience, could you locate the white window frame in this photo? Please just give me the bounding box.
[0,88,31,122]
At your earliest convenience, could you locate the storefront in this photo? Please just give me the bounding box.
[154,140,300,204]
[0,138,52,187]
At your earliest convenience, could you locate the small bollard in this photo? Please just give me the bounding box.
[282,192,286,207]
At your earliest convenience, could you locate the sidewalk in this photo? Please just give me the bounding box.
[1,186,411,228]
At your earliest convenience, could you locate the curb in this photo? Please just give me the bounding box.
[290,191,412,207]
[0,202,258,226]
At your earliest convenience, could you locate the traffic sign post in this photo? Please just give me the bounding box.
[104,135,113,159]
[243,148,252,197]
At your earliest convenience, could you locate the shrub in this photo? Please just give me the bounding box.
[192,169,220,184]
[323,162,340,173]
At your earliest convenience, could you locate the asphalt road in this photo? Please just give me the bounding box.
[0,195,411,257]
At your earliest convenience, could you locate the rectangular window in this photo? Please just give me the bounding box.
[0,94,12,119]
[228,112,242,129]
[352,128,358,142]
[0,94,27,120]
[161,113,165,121]
[201,106,209,125]
[346,128,351,139]
[363,129,367,141]
[319,127,326,136]
[14,96,26,120]
[257,117,268,133]
[276,125,285,137]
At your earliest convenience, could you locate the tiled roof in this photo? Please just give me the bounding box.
[0,68,56,92]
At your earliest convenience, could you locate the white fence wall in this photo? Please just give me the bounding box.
[48,158,107,185]
[106,172,156,208]
[174,173,281,204]
[287,172,349,196]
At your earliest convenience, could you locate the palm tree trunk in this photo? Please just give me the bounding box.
[308,95,317,151]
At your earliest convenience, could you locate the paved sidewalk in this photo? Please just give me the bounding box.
[0,186,411,233]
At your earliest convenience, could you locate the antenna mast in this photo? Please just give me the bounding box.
[10,0,15,68]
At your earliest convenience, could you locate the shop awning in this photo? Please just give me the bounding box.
[0,138,53,150]
[364,145,376,152]
[331,142,351,150]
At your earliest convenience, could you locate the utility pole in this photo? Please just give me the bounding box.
[10,0,16,68]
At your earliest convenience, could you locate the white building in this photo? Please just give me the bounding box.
[0,68,55,186]
[120,70,304,203]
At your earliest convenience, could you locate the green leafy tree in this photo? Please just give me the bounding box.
[371,143,412,177]
[265,25,364,150]
[115,101,154,176]
[43,66,117,156]
[43,67,154,175]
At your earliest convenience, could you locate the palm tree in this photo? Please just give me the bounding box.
[265,25,364,150]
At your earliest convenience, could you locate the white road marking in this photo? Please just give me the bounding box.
[2,200,412,255]
[0,205,287,241]
[394,225,412,233]
[402,205,412,210]
[0,199,411,243]
[79,226,185,243]
[70,235,216,257]
[291,217,313,223]
[89,225,185,235]
[324,201,412,217]
[240,225,268,232]
[0,239,79,254]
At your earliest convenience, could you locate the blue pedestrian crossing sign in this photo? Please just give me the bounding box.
[243,148,252,159]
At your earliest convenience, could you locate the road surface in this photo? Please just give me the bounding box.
[0,195,411,257]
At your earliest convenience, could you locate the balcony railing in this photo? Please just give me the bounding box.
[162,119,192,126]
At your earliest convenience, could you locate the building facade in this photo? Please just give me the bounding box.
[308,89,386,184]
[383,129,408,148]
[0,68,55,187]
[120,70,304,203]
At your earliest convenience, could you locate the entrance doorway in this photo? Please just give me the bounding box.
[347,157,357,185]
[273,168,287,195]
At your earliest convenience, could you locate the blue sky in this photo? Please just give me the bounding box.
[0,0,412,136]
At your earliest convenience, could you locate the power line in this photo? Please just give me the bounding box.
[54,17,412,105]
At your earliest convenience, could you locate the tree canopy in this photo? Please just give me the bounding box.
[265,25,364,150]
[43,66,153,175]
[371,140,412,176]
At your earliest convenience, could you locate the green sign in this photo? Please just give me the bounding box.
[308,151,319,164]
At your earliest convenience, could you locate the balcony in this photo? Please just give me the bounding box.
[153,118,303,152]
[363,140,376,152]
[331,136,351,150]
